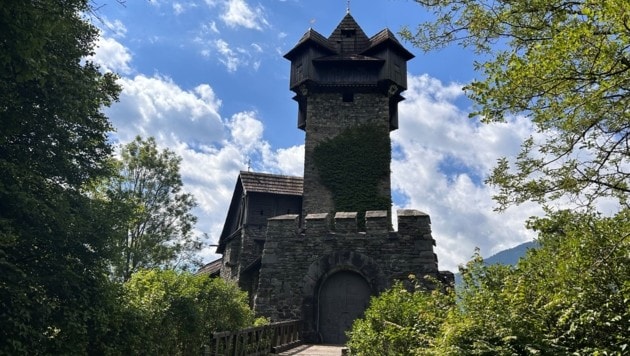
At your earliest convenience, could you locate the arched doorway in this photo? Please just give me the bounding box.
[318,271,372,344]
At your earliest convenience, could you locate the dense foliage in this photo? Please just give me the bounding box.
[106,137,200,281]
[0,2,253,355]
[347,278,454,355]
[402,0,630,209]
[313,124,391,225]
[114,270,255,355]
[348,209,630,355]
[0,0,120,353]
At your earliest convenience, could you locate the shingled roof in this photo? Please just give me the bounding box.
[284,28,337,60]
[196,258,222,277]
[285,13,413,63]
[364,28,415,60]
[239,171,303,196]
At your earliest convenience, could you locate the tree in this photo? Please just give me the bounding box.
[348,3,630,355]
[402,0,630,210]
[0,0,120,354]
[107,136,199,281]
[437,210,629,355]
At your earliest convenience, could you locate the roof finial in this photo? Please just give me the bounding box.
[346,0,350,14]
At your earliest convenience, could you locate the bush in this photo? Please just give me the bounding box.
[113,270,254,355]
[347,277,455,355]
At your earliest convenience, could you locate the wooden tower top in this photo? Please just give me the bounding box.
[284,13,414,92]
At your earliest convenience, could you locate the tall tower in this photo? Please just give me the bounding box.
[250,13,452,345]
[284,14,414,219]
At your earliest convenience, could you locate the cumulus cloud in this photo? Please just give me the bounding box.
[105,74,224,145]
[392,74,541,271]
[90,36,133,74]
[173,2,185,15]
[220,0,268,30]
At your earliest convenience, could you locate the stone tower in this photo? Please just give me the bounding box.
[249,13,453,345]
[284,13,413,218]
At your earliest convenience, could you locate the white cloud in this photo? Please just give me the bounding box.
[99,17,127,38]
[173,2,185,15]
[91,36,133,74]
[391,74,542,271]
[220,0,268,30]
[214,39,241,72]
[227,111,264,150]
[209,39,261,72]
[106,74,224,145]
[209,21,220,34]
[263,145,304,176]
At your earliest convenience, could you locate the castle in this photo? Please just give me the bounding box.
[209,13,453,344]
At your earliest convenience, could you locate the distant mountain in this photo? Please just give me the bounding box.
[484,240,539,266]
[454,240,539,286]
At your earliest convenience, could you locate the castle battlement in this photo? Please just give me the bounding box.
[266,209,436,247]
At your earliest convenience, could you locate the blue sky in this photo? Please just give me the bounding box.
[90,0,543,271]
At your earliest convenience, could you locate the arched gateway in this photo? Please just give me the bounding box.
[318,271,371,344]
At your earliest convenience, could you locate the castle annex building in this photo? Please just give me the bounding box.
[211,13,453,344]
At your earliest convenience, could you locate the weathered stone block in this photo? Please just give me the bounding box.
[397,209,431,239]
[305,212,330,235]
[335,211,358,233]
[365,210,389,233]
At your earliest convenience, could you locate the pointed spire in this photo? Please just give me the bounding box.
[346,0,350,14]
[328,13,370,54]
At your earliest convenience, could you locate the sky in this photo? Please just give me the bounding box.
[89,0,544,272]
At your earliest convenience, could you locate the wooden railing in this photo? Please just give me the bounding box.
[203,320,302,356]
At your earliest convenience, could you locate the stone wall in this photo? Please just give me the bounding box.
[302,91,391,217]
[254,209,452,342]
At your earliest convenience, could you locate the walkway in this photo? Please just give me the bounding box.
[276,344,346,355]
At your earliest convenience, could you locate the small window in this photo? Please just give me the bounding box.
[342,93,354,102]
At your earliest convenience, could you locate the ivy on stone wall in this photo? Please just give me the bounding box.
[313,124,391,227]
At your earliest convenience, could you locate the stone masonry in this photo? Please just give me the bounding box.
[302,92,391,218]
[254,209,450,342]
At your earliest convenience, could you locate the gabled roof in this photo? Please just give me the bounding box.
[284,28,337,60]
[239,171,303,196]
[216,171,303,254]
[364,28,415,60]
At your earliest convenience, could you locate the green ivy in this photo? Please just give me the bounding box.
[313,124,391,228]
